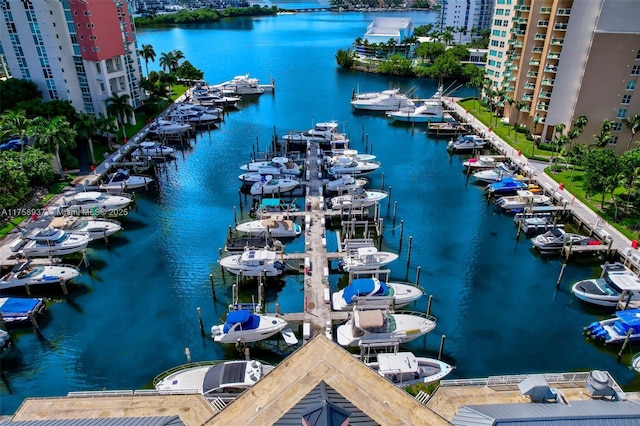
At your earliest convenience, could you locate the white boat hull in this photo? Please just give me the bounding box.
[336,312,436,347]
[0,264,81,291]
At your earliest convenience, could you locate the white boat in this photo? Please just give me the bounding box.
[60,191,133,216]
[332,278,424,311]
[282,120,349,145]
[132,141,175,158]
[21,228,90,257]
[366,352,454,386]
[463,156,503,171]
[513,212,562,234]
[0,297,46,327]
[472,163,520,184]
[153,359,274,400]
[585,308,640,344]
[336,308,436,347]
[211,309,289,343]
[240,157,301,176]
[338,247,399,272]
[447,134,487,152]
[495,190,551,212]
[249,175,299,196]
[168,107,218,126]
[191,91,241,108]
[150,119,192,135]
[386,87,444,123]
[218,248,286,277]
[325,175,368,192]
[531,227,600,255]
[328,188,387,210]
[214,74,265,95]
[328,158,381,176]
[0,260,80,292]
[572,263,640,308]
[351,88,415,111]
[329,149,377,163]
[632,353,640,373]
[99,169,153,191]
[236,218,301,238]
[40,216,122,241]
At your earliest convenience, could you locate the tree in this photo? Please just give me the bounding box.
[376,54,414,77]
[455,25,467,45]
[0,154,29,209]
[415,42,445,62]
[441,31,454,46]
[413,23,434,37]
[139,44,156,76]
[158,72,178,100]
[623,114,640,151]
[429,50,462,81]
[105,93,135,141]
[159,51,176,72]
[582,148,620,209]
[0,79,41,113]
[336,49,356,68]
[513,100,528,142]
[550,123,566,158]
[32,116,77,175]
[593,119,614,148]
[386,38,397,56]
[75,113,99,164]
[0,109,34,168]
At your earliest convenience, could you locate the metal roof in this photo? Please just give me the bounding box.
[0,416,184,426]
[452,400,640,426]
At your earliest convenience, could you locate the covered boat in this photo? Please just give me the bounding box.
[211,309,290,343]
[249,175,299,196]
[327,188,387,210]
[447,134,487,152]
[325,175,368,193]
[218,248,286,277]
[495,190,551,212]
[0,297,46,328]
[236,219,301,238]
[338,247,398,272]
[332,278,424,311]
[240,157,301,176]
[531,227,600,255]
[131,141,175,158]
[366,352,454,386]
[328,158,381,176]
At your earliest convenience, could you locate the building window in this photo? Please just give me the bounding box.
[610,136,618,145]
[622,94,632,104]
[499,41,505,48]
[627,80,637,90]
[501,31,507,37]
[613,122,623,132]
[636,51,640,60]
[632,65,640,75]
[617,109,628,119]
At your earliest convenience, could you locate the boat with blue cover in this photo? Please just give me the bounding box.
[332,278,424,311]
[0,297,46,328]
[585,308,640,344]
[210,309,290,344]
[485,178,530,196]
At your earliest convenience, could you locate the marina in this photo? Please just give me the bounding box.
[3,9,640,416]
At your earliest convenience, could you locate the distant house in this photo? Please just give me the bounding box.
[363,17,414,44]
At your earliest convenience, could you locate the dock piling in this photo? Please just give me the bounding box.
[427,294,433,316]
[415,266,421,287]
[618,328,634,361]
[399,220,404,251]
[438,334,447,360]
[185,347,191,363]
[209,273,217,302]
[196,307,205,336]
[556,263,567,289]
[392,201,397,226]
[406,236,413,269]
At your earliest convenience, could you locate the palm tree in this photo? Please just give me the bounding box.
[386,38,397,56]
[105,93,135,142]
[0,109,32,168]
[567,115,588,150]
[74,112,99,164]
[623,114,640,151]
[354,37,363,46]
[593,119,613,148]
[503,96,513,135]
[551,123,566,159]
[95,114,117,149]
[442,31,454,46]
[455,25,466,45]
[158,72,178,101]
[139,44,156,76]
[33,116,77,175]
[159,51,175,73]
[172,50,185,64]
[513,100,527,142]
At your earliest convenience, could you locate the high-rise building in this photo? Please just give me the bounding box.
[0,0,144,117]
[486,0,640,153]
[439,0,495,45]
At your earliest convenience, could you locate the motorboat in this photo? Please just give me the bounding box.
[471,163,520,184]
[281,121,349,145]
[240,157,301,176]
[99,169,153,191]
[21,228,90,257]
[328,149,377,163]
[325,175,368,192]
[495,190,551,212]
[225,235,282,252]
[149,119,192,136]
[447,134,487,152]
[463,156,503,171]
[236,218,301,238]
[366,352,454,386]
[331,278,424,311]
[239,172,271,183]
[249,175,299,196]
[585,308,640,344]
[218,248,286,277]
[214,74,265,95]
[0,260,81,293]
[633,353,640,373]
[190,89,240,108]
[211,309,290,343]
[132,141,175,158]
[513,212,562,235]
[572,263,640,308]
[337,247,399,272]
[327,188,387,210]
[485,177,530,196]
[35,216,122,241]
[386,87,444,123]
[328,158,381,176]
[351,88,415,111]
[168,107,218,126]
[59,191,133,216]
[153,359,274,400]
[336,308,436,347]
[428,122,469,137]
[250,198,299,218]
[531,227,600,255]
[0,297,46,328]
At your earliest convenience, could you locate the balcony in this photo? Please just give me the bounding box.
[537,20,549,27]
[547,52,561,59]
[505,85,515,92]
[527,71,538,78]
[540,7,552,14]
[511,53,521,60]
[521,106,531,113]
[523,93,534,101]
[554,23,568,31]
[534,33,547,40]
[532,46,544,53]
[529,59,540,66]
[539,91,552,99]
[557,8,571,16]
[536,103,549,111]
[551,38,564,45]
[514,41,523,48]
[508,76,517,82]
[544,65,558,73]
[524,82,536,89]
[541,78,555,86]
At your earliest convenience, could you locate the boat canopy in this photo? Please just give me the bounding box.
[342,278,388,303]
[357,247,378,257]
[616,308,640,325]
[260,198,283,208]
[223,309,260,333]
[357,309,385,328]
[607,274,640,292]
[202,362,247,394]
[377,352,418,374]
[0,297,41,315]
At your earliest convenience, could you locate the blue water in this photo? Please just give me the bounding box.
[2,11,640,415]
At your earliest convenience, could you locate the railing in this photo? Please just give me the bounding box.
[541,79,555,86]
[534,33,546,40]
[529,59,540,66]
[551,38,564,45]
[524,83,536,89]
[532,46,544,53]
[523,94,534,101]
[547,52,561,59]
[544,66,557,73]
[539,91,552,99]
[557,8,571,15]
[537,20,549,27]
[554,23,568,31]
[540,7,552,14]
[536,103,549,111]
[527,71,538,78]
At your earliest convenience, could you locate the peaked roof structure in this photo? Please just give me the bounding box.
[207,335,448,425]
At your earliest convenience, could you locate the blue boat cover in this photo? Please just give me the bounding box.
[260,198,282,208]
[0,297,40,315]
[223,309,260,333]
[616,308,640,325]
[342,278,388,303]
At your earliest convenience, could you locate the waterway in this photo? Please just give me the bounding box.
[2,10,640,415]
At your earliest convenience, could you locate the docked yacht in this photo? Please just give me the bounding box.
[99,169,153,191]
[332,278,424,311]
[336,308,436,347]
[531,227,600,255]
[0,297,46,328]
[447,134,487,152]
[168,106,219,126]
[472,163,520,184]
[463,156,503,171]
[0,260,80,293]
[236,218,301,238]
[386,87,444,123]
[59,191,133,216]
[513,212,562,234]
[572,263,640,308]
[131,141,175,158]
[327,188,387,210]
[351,88,415,111]
[366,352,454,386]
[338,247,399,272]
[218,248,286,277]
[214,74,265,95]
[325,175,368,192]
[21,228,90,257]
[249,175,299,196]
[37,215,122,241]
[485,178,530,196]
[495,190,551,212]
[328,149,377,163]
[328,157,381,176]
[211,309,290,343]
[149,119,192,136]
[281,121,349,145]
[585,308,640,344]
[240,157,301,176]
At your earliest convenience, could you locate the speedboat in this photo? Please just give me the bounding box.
[0,260,80,293]
[281,120,349,145]
[240,157,301,176]
[35,216,122,241]
[214,73,265,95]
[325,175,368,192]
[428,121,469,137]
[0,297,46,328]
[218,248,286,277]
[495,190,551,212]
[447,134,487,152]
[513,212,562,235]
[59,191,133,216]
[328,158,381,176]
[351,88,415,111]
[211,309,289,343]
[191,91,241,108]
[168,105,219,126]
[236,218,301,238]
[332,278,424,311]
[132,141,175,158]
[472,163,520,184]
[463,156,502,171]
[251,198,299,218]
[572,263,640,308]
[153,359,274,400]
[485,177,530,196]
[337,247,399,272]
[585,308,640,344]
[21,228,90,257]
[150,119,192,136]
[336,308,436,347]
[249,175,299,196]
[99,169,153,191]
[328,149,377,163]
[531,227,600,255]
[328,188,387,210]
[386,87,444,123]
[366,352,454,386]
